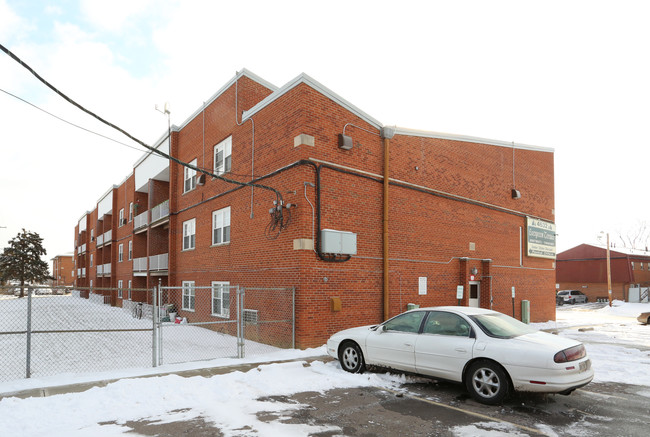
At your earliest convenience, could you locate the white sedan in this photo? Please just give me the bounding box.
[326,306,593,405]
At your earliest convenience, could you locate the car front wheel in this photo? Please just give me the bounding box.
[465,360,510,405]
[338,341,365,373]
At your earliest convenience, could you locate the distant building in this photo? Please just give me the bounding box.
[51,253,74,286]
[556,244,650,302]
[73,69,557,347]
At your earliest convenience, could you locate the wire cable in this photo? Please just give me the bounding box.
[0,42,283,203]
[0,87,147,153]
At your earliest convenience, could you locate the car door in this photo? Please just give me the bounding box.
[365,311,425,373]
[414,311,475,382]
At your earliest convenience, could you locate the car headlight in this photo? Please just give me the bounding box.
[554,344,586,363]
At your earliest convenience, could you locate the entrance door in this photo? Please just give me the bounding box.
[469,282,480,307]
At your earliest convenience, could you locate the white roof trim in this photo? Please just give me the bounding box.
[393,127,553,153]
[97,185,118,204]
[242,73,383,129]
[177,68,278,131]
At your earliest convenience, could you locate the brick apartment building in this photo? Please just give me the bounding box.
[73,69,556,348]
[556,243,650,302]
[51,253,74,286]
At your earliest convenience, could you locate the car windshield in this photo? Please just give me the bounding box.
[469,313,538,339]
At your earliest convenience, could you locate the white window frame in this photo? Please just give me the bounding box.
[184,158,198,193]
[90,253,93,267]
[182,218,196,250]
[128,240,132,261]
[182,281,195,311]
[118,244,124,262]
[119,208,125,227]
[117,280,123,299]
[128,280,132,300]
[212,207,231,246]
[211,281,230,318]
[213,136,232,175]
[129,202,134,222]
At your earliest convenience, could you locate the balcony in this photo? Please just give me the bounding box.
[77,267,86,278]
[78,243,86,255]
[133,257,148,276]
[97,263,111,277]
[149,253,168,273]
[150,200,170,227]
[102,229,112,246]
[134,211,148,232]
[96,234,104,246]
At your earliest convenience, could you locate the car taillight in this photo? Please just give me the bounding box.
[554,344,586,363]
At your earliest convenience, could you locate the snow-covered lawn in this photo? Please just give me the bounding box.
[0,294,279,382]
[0,300,649,436]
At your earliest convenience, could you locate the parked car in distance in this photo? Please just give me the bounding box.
[557,290,588,304]
[637,312,650,325]
[327,306,593,405]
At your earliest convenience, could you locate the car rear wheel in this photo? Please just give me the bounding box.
[466,360,509,405]
[339,341,365,373]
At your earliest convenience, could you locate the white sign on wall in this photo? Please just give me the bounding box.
[418,277,427,295]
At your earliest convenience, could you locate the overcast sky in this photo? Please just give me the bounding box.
[1,0,649,264]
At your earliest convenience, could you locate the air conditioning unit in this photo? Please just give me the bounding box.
[91,237,95,241]
[197,174,206,185]
[120,219,127,226]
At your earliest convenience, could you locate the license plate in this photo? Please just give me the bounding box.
[579,359,591,372]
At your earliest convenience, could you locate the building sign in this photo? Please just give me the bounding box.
[526,217,556,259]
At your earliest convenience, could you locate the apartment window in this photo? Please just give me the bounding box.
[90,279,93,289]
[128,280,132,300]
[182,281,195,311]
[118,244,124,262]
[212,207,231,245]
[184,158,197,193]
[641,262,645,271]
[91,229,94,241]
[129,202,134,222]
[631,262,635,270]
[212,281,230,317]
[128,240,132,261]
[90,254,93,267]
[119,208,125,227]
[183,218,196,250]
[118,280,123,299]
[213,136,232,175]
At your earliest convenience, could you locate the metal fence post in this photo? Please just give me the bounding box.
[292,286,296,349]
[26,289,32,378]
[238,286,245,358]
[158,279,163,365]
[152,285,158,367]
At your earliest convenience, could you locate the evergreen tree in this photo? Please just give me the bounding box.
[0,229,50,298]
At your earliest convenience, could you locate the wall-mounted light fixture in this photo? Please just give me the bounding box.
[511,189,521,199]
[470,267,478,275]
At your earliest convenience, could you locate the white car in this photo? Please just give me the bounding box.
[326,306,593,405]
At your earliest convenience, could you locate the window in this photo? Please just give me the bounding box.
[212,281,230,317]
[118,280,123,298]
[90,254,93,267]
[182,218,196,250]
[129,202,134,222]
[213,136,232,175]
[212,207,231,245]
[423,312,471,337]
[128,280,132,300]
[182,281,195,311]
[91,229,94,240]
[118,244,124,262]
[641,262,645,271]
[383,311,426,333]
[184,158,197,193]
[128,240,132,261]
[119,208,125,227]
[631,262,635,270]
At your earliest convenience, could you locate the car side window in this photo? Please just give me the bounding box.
[423,311,471,337]
[383,311,425,333]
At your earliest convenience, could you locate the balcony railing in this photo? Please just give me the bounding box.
[96,234,104,246]
[151,200,170,223]
[101,263,111,276]
[77,267,86,278]
[103,229,112,245]
[149,253,169,271]
[78,243,86,255]
[133,257,148,273]
[134,211,148,231]
[97,265,103,275]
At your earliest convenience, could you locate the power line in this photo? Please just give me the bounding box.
[0,42,283,203]
[0,87,147,153]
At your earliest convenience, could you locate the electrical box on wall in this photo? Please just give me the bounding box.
[321,229,357,255]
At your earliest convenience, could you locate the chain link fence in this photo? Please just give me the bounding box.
[0,284,295,383]
[0,286,153,382]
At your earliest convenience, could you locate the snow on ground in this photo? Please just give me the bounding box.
[0,300,649,436]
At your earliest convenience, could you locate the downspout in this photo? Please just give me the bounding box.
[381,127,395,321]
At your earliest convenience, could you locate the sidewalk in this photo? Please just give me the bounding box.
[1,355,334,400]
